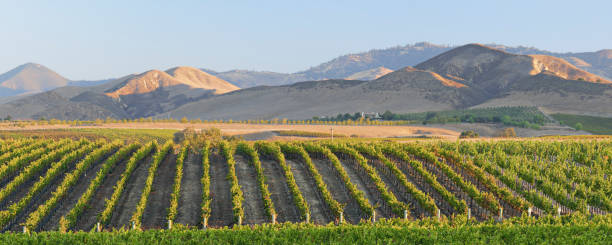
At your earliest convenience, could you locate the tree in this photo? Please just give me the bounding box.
[180,117,189,123]
[498,128,516,137]
[4,115,11,121]
[574,122,583,131]
[382,110,394,120]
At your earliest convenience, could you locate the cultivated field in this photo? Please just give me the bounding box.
[0,130,609,243]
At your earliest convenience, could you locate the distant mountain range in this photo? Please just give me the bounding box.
[0,42,610,120]
[204,42,612,88]
[167,44,611,120]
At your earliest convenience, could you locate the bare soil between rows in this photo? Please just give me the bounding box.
[40,149,119,231]
[285,158,333,225]
[175,152,203,226]
[309,155,365,224]
[208,151,233,227]
[141,153,177,229]
[73,154,131,231]
[260,156,300,223]
[108,154,153,229]
[234,154,266,225]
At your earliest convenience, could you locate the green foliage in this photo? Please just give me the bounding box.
[256,142,310,221]
[61,143,139,231]
[236,142,276,220]
[220,141,244,223]
[99,142,156,225]
[552,113,612,134]
[168,142,188,222]
[131,141,173,228]
[459,130,479,138]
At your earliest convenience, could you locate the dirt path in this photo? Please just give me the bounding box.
[335,153,390,220]
[141,153,177,229]
[285,158,333,225]
[175,152,203,226]
[6,157,82,232]
[40,150,117,231]
[108,155,152,229]
[208,151,233,227]
[234,154,267,225]
[260,157,300,223]
[309,155,365,224]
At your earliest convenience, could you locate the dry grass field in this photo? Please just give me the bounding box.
[0,122,460,139]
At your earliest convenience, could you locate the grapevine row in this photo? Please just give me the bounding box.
[354,143,438,215]
[326,143,409,217]
[59,143,139,231]
[380,144,467,214]
[200,141,211,224]
[279,143,343,218]
[98,142,156,225]
[0,139,68,182]
[255,142,310,221]
[23,141,121,230]
[167,142,188,222]
[236,142,276,220]
[0,139,88,205]
[303,143,374,217]
[0,140,101,228]
[220,141,243,223]
[131,141,173,228]
[437,148,530,212]
[404,144,501,213]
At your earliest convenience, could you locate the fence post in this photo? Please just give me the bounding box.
[372,210,376,223]
[339,212,344,224]
[528,207,532,217]
[437,209,441,222]
[499,208,503,220]
[168,220,172,230]
[203,217,208,229]
[238,216,242,226]
[23,226,27,234]
[96,222,101,232]
[404,210,408,220]
[132,221,136,230]
[272,214,277,224]
[467,208,471,220]
[306,213,310,224]
[557,207,561,218]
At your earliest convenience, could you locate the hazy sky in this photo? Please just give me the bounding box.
[1,0,611,80]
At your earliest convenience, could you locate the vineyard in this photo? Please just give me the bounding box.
[0,134,609,242]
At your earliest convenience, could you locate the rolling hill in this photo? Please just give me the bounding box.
[0,63,69,96]
[206,42,612,88]
[0,66,239,120]
[166,44,612,120]
[1,44,611,121]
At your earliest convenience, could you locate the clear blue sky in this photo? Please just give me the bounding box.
[1,0,611,80]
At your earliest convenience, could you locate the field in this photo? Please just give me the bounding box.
[552,113,612,135]
[0,121,460,139]
[0,129,609,243]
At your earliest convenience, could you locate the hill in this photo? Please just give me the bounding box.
[166,44,612,120]
[206,42,612,88]
[0,66,240,120]
[0,63,69,96]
